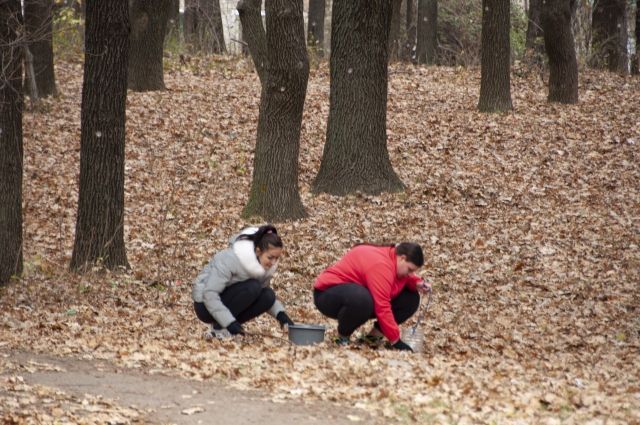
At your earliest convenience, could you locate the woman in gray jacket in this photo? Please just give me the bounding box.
[192,224,294,338]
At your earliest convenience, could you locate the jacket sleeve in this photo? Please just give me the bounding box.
[262,275,286,318]
[366,265,400,343]
[404,274,421,292]
[202,253,236,328]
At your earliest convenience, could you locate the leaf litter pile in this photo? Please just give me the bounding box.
[1,57,639,424]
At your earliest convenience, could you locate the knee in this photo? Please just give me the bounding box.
[243,279,263,298]
[408,291,420,314]
[261,287,276,307]
[349,293,374,317]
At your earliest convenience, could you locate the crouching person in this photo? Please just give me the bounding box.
[192,224,294,339]
[313,242,431,351]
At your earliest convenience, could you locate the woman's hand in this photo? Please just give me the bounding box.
[392,340,413,351]
[416,279,432,293]
[276,311,294,328]
[226,321,245,335]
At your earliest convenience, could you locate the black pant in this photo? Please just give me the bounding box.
[313,283,419,337]
[194,279,276,327]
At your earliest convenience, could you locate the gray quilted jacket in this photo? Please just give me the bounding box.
[192,227,285,327]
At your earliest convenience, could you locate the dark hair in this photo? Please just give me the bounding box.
[395,242,424,267]
[237,224,283,252]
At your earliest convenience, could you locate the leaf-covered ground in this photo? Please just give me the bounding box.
[1,57,639,424]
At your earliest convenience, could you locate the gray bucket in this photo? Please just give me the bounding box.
[288,324,326,346]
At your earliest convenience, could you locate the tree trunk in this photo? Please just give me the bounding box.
[591,0,628,74]
[525,0,543,51]
[313,0,404,196]
[128,0,172,91]
[307,0,325,57]
[24,0,56,97]
[633,0,640,74]
[389,0,402,61]
[242,0,309,221]
[416,0,437,65]
[541,0,579,103]
[403,0,415,60]
[210,0,226,53]
[71,0,130,272]
[0,0,24,285]
[406,0,414,34]
[238,0,268,84]
[184,0,226,53]
[184,0,197,40]
[168,0,179,28]
[478,0,512,112]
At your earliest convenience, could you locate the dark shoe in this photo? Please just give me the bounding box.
[357,334,384,348]
[334,336,350,346]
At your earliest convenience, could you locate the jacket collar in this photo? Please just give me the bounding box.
[232,238,277,279]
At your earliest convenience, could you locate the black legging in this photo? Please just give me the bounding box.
[194,279,276,327]
[313,283,419,337]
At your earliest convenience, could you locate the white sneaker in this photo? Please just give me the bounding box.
[213,328,232,339]
[203,325,232,340]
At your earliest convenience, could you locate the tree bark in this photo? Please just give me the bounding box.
[403,0,416,60]
[313,0,404,196]
[243,0,309,221]
[71,0,130,271]
[389,0,403,61]
[478,0,512,112]
[184,0,226,53]
[591,0,628,74]
[525,0,543,51]
[541,0,579,103]
[406,0,414,34]
[307,0,325,57]
[238,0,268,84]
[416,0,437,65]
[210,0,226,53]
[24,0,56,97]
[633,0,640,74]
[168,0,179,28]
[0,0,24,285]
[128,0,172,91]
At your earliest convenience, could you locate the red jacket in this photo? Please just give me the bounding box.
[314,245,420,342]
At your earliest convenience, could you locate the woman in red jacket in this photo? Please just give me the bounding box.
[313,243,431,351]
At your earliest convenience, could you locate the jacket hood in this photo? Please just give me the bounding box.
[231,227,278,279]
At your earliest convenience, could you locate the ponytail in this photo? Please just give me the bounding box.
[237,224,283,251]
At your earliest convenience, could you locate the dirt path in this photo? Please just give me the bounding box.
[2,350,380,425]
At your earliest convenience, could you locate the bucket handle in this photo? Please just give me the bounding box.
[410,287,432,335]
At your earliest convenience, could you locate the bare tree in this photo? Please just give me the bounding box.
[389,0,403,61]
[71,0,130,271]
[24,0,56,97]
[307,0,326,57]
[184,0,226,53]
[313,0,404,196]
[478,0,512,112]
[591,0,628,74]
[128,0,173,91]
[242,0,309,220]
[633,0,640,74]
[525,0,542,50]
[0,0,24,284]
[237,0,267,84]
[406,0,415,34]
[541,0,579,103]
[416,0,437,64]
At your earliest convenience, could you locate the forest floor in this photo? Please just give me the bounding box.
[1,56,639,424]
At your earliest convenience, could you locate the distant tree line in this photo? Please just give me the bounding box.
[0,0,638,282]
